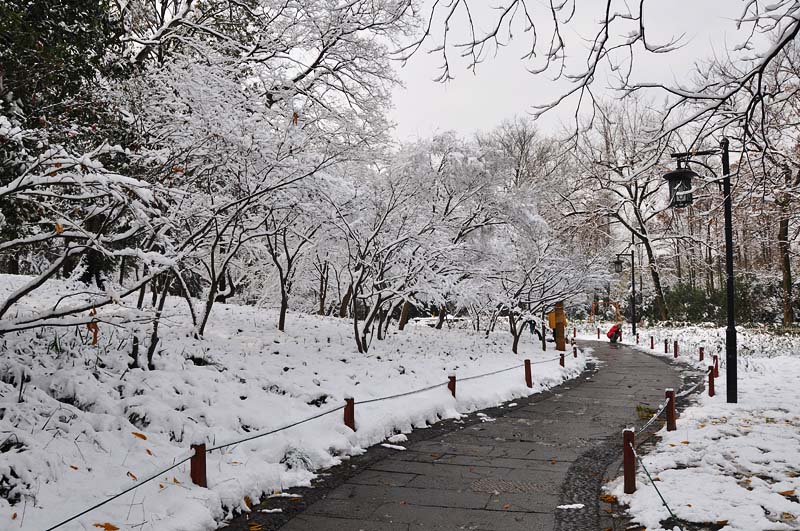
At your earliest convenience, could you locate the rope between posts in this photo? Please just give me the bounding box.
[630,444,684,530]
[45,452,194,531]
[458,363,526,382]
[677,378,705,398]
[530,355,565,365]
[207,405,345,452]
[636,398,670,436]
[357,383,448,404]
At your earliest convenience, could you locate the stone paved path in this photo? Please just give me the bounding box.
[223,341,690,531]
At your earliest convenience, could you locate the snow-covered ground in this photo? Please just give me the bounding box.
[0,275,587,531]
[580,321,800,531]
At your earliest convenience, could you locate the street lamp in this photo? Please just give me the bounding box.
[612,241,637,336]
[664,137,737,403]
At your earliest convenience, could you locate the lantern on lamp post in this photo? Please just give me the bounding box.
[613,256,624,273]
[664,138,737,403]
[663,162,695,208]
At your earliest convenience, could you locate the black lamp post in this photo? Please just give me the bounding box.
[664,138,737,403]
[613,243,637,336]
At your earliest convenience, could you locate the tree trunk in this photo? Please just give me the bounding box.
[278,284,289,332]
[435,305,446,329]
[339,285,353,318]
[318,262,329,315]
[643,240,669,320]
[779,198,793,325]
[398,300,412,330]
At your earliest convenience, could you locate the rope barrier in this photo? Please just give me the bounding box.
[207,405,345,452]
[356,383,447,405]
[458,362,526,382]
[636,398,670,436]
[46,451,194,531]
[630,444,684,530]
[676,378,705,399]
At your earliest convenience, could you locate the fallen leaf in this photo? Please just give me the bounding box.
[680,441,689,445]
[779,489,796,497]
[502,503,511,510]
[550,458,557,464]
[716,520,729,526]
[172,477,180,484]
[244,496,253,509]
[54,223,64,234]
[69,465,79,470]
[93,524,120,531]
[159,484,165,490]
[132,432,147,441]
[599,494,618,504]
[248,524,264,531]
[782,512,796,520]
[12,513,17,520]
[127,471,138,481]
[146,449,153,456]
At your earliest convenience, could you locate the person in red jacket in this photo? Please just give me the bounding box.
[607,324,622,343]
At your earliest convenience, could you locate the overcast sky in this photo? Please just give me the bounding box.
[389,0,751,141]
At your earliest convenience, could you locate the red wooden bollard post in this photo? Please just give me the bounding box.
[673,340,679,359]
[664,339,668,354]
[190,443,207,488]
[699,346,704,362]
[597,327,600,339]
[344,398,356,431]
[524,359,532,388]
[573,327,576,339]
[559,353,565,367]
[665,389,676,431]
[708,366,715,397]
[650,336,654,350]
[623,429,636,494]
[448,375,456,398]
[573,346,577,358]
[636,333,639,345]
[713,355,719,378]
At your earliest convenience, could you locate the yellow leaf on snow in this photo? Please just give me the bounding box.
[127,471,138,481]
[244,496,253,509]
[779,489,796,497]
[172,477,181,484]
[12,513,17,520]
[146,449,153,456]
[69,465,79,470]
[93,524,120,531]
[782,512,797,520]
[680,441,689,444]
[132,432,148,440]
[599,494,618,504]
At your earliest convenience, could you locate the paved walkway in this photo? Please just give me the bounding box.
[224,341,690,531]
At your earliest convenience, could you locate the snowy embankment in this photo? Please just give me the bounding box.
[0,275,587,531]
[579,322,800,531]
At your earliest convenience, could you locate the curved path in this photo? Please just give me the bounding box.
[223,341,693,531]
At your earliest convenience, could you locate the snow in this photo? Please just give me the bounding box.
[582,322,800,531]
[0,274,588,531]
[557,503,585,510]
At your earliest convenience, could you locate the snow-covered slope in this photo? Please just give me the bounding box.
[0,275,587,530]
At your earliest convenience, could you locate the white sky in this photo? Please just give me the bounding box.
[389,0,750,140]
